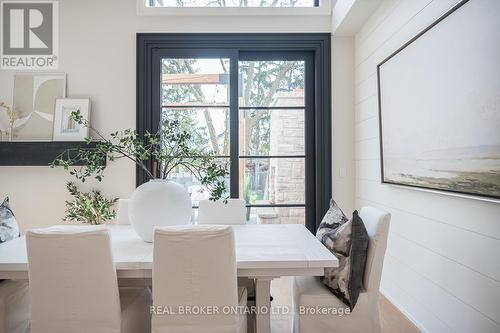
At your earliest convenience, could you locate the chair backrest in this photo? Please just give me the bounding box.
[359,207,391,293]
[152,225,239,333]
[26,226,121,333]
[197,199,246,225]
[115,199,130,225]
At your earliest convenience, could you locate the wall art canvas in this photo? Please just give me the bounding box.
[378,0,500,200]
[12,73,66,141]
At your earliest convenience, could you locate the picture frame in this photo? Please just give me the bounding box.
[10,72,66,141]
[377,0,500,201]
[52,98,90,141]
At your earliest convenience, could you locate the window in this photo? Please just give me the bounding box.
[137,34,331,232]
[137,0,330,16]
[146,0,319,7]
[161,58,231,202]
[238,59,307,225]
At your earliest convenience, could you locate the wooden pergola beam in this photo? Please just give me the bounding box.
[162,73,229,85]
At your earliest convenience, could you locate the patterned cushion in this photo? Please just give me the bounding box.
[316,199,369,310]
[0,197,20,243]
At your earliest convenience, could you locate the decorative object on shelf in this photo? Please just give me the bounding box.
[64,182,118,225]
[0,197,20,244]
[378,0,500,200]
[53,98,90,141]
[52,111,228,242]
[12,73,66,141]
[0,101,18,142]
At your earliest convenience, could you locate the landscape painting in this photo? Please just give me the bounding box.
[378,0,500,200]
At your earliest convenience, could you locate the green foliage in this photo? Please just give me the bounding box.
[154,116,229,201]
[243,176,259,203]
[64,182,118,225]
[51,110,229,201]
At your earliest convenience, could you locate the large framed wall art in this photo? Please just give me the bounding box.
[377,0,500,200]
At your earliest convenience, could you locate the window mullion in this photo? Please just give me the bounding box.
[229,52,239,198]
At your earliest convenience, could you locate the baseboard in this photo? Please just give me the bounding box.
[380,287,428,333]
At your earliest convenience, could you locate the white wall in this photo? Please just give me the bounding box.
[354,0,500,332]
[331,36,354,213]
[0,0,331,231]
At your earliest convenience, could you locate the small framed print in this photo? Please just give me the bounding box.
[52,98,90,141]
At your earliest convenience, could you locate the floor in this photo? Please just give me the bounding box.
[269,277,421,333]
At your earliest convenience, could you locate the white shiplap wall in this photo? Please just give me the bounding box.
[353,0,500,332]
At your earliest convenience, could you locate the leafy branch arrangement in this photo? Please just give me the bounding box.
[64,182,118,225]
[51,111,228,201]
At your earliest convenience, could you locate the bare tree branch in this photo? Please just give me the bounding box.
[181,60,221,154]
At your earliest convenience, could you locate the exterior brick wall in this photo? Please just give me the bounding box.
[260,90,305,224]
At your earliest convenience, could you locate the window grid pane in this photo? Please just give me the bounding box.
[162,107,230,155]
[162,58,229,107]
[239,60,305,108]
[239,108,305,156]
[147,0,317,7]
[240,157,305,205]
[165,158,230,206]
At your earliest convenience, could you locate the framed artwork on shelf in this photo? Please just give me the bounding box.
[52,98,91,141]
[11,73,66,141]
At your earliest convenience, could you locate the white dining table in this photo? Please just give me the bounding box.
[0,224,337,333]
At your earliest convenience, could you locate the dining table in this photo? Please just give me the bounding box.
[0,223,338,333]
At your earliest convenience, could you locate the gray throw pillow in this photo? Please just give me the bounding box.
[0,197,20,243]
[316,199,369,310]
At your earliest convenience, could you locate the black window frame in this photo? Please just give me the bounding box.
[137,33,331,233]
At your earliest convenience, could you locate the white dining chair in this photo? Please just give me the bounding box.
[115,199,130,225]
[292,206,391,333]
[0,280,30,333]
[196,199,254,331]
[26,225,151,333]
[197,199,246,225]
[152,225,247,333]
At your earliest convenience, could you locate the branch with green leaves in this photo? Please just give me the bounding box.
[51,110,229,201]
[64,181,118,225]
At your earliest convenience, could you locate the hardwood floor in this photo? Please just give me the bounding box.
[379,295,420,333]
[269,277,421,333]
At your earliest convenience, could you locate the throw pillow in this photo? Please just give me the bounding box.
[0,197,20,243]
[316,199,369,310]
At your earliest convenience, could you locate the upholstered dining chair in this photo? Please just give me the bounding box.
[26,226,151,333]
[152,225,247,333]
[292,206,391,333]
[115,199,131,225]
[196,199,255,330]
[197,199,246,225]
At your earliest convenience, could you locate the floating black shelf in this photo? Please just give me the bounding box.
[0,141,101,166]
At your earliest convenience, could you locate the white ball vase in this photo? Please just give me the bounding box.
[129,179,192,242]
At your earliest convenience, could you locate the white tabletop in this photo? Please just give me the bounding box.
[0,224,338,279]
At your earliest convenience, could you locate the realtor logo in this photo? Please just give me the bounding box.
[1,1,58,69]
